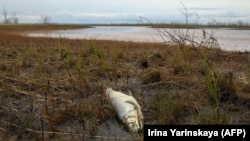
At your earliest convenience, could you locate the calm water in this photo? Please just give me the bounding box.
[27,26,250,52]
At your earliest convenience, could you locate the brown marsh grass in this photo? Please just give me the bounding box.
[0,24,249,140]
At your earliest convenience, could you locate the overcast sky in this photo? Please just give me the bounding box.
[1,0,250,24]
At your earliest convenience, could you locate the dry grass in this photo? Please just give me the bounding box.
[0,24,249,140]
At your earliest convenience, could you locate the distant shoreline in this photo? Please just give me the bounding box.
[80,23,250,30]
[1,23,250,31]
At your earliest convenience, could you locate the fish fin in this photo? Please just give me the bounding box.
[128,90,133,96]
[106,88,113,100]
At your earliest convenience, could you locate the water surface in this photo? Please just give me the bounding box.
[27,26,250,52]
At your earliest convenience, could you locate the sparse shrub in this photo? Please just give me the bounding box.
[58,38,74,69]
[139,59,148,69]
[198,108,232,124]
[150,93,185,124]
[84,40,103,59]
[205,58,219,108]
[139,69,161,85]
[205,63,237,107]
[242,84,250,93]
[148,53,165,67]
[138,52,149,69]
[173,65,185,75]
[216,72,237,103]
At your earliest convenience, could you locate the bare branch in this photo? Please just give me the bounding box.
[2,7,18,24]
[180,2,193,24]
[2,7,9,23]
[40,15,51,24]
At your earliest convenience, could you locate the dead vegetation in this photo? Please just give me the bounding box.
[0,25,249,140]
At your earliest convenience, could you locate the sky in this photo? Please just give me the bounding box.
[1,0,250,24]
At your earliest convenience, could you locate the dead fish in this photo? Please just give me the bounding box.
[106,88,144,132]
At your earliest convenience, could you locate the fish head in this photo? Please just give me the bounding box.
[125,111,143,132]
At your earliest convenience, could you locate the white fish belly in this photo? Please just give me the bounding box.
[106,88,143,132]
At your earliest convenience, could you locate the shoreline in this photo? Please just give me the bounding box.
[1,23,250,31]
[11,24,249,52]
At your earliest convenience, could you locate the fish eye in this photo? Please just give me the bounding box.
[128,122,134,128]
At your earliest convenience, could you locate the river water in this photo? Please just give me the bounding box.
[27,26,250,52]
